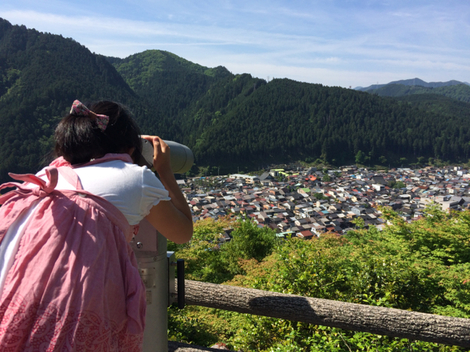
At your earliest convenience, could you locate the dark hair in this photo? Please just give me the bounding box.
[54,101,142,165]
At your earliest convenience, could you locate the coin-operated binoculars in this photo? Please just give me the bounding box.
[132,139,193,352]
[139,138,194,174]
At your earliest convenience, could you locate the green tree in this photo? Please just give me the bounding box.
[174,217,277,282]
[392,181,406,189]
[221,219,277,275]
[313,192,327,200]
[355,150,365,164]
[171,217,234,283]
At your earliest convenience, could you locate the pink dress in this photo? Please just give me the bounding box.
[0,158,146,351]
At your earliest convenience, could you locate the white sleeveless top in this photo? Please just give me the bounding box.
[36,159,171,225]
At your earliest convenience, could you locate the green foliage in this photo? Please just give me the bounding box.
[221,219,277,275]
[390,180,406,189]
[171,217,234,284]
[321,174,330,182]
[174,217,277,283]
[381,206,470,267]
[355,150,365,164]
[170,207,470,351]
[379,155,387,165]
[168,306,221,346]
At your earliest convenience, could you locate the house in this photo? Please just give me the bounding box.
[351,206,365,216]
[298,188,311,197]
[372,184,384,191]
[296,230,315,239]
[372,176,387,185]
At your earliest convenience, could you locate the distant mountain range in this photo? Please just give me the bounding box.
[355,79,470,104]
[1,17,470,183]
[356,78,470,91]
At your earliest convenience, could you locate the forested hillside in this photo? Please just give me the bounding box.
[112,58,470,172]
[395,93,470,119]
[356,81,470,142]
[0,18,143,183]
[109,50,233,141]
[178,79,470,169]
[1,18,470,184]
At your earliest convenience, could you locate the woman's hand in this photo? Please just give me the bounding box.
[141,135,193,244]
[141,135,171,174]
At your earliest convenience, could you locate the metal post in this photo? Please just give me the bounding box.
[132,219,168,352]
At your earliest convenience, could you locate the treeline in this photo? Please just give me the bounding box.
[1,17,470,183]
[176,78,470,168]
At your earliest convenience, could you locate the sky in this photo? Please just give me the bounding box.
[1,0,469,88]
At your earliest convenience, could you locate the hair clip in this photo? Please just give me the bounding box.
[70,100,109,131]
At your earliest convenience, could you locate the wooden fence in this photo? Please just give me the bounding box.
[181,280,470,348]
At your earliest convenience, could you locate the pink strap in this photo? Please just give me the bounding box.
[0,161,135,241]
[57,167,84,190]
[0,167,59,204]
[1,154,133,204]
[7,167,58,191]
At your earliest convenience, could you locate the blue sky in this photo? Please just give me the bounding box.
[1,0,469,88]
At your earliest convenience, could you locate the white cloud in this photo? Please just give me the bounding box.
[1,0,469,87]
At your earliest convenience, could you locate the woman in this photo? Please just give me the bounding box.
[0,100,193,351]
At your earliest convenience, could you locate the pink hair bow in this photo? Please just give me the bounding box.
[70,100,109,131]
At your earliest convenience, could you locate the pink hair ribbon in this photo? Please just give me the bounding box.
[70,100,109,131]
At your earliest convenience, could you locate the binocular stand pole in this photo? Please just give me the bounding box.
[133,219,169,352]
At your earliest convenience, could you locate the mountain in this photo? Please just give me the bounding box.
[356,79,470,104]
[177,78,470,170]
[1,18,470,183]
[0,18,145,183]
[108,50,233,139]
[356,78,468,91]
[354,78,470,119]
[390,78,466,88]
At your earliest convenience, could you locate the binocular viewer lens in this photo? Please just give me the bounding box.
[139,138,194,174]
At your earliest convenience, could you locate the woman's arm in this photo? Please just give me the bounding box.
[142,136,193,244]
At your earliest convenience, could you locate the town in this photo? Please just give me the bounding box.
[179,165,470,239]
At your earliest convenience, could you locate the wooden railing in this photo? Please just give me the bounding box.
[179,280,470,348]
